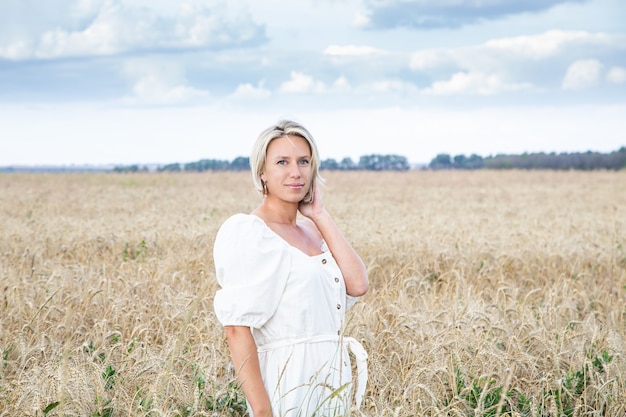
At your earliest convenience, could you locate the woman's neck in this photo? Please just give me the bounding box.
[253,197,299,226]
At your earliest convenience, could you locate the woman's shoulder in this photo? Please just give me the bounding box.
[222,212,266,226]
[220,212,254,226]
[214,214,269,257]
[217,213,264,236]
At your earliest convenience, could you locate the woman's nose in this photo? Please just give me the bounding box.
[289,163,301,177]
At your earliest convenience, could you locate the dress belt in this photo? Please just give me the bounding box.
[256,334,368,409]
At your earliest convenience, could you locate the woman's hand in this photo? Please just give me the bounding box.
[298,185,369,296]
[298,185,324,220]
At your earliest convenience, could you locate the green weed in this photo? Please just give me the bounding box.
[123,239,148,261]
[448,349,614,417]
[204,381,248,416]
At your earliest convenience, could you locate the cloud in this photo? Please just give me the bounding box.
[279,71,327,94]
[410,30,620,70]
[369,79,418,94]
[351,12,371,29]
[562,59,603,90]
[0,0,267,60]
[323,45,385,56]
[231,82,272,99]
[357,0,588,29]
[483,30,614,60]
[120,59,209,105]
[128,75,209,105]
[423,72,532,96]
[275,72,366,96]
[409,30,625,96]
[332,76,352,92]
[606,67,626,84]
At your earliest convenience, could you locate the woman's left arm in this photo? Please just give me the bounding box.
[300,187,369,296]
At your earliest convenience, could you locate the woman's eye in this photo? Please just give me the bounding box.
[277,160,286,165]
[299,159,310,166]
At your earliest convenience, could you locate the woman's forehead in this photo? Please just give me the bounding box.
[267,135,311,154]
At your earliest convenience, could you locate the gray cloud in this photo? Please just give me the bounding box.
[358,0,589,29]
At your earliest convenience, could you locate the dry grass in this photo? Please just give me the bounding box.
[1,170,625,416]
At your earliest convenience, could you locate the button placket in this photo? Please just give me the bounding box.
[321,255,344,327]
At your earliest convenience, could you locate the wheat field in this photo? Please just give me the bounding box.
[1,170,625,417]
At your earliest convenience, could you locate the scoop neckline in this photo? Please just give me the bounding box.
[247,213,328,259]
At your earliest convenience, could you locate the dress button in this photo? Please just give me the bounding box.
[336,304,341,309]
[321,258,327,264]
[334,277,339,283]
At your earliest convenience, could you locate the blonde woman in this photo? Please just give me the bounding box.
[213,120,369,416]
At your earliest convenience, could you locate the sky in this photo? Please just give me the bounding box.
[1,0,625,166]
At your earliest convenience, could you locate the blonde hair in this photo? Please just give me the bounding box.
[250,120,323,204]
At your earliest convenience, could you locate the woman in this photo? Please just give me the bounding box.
[213,120,369,416]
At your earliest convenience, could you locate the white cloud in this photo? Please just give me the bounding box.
[606,66,626,84]
[370,79,418,94]
[323,45,384,56]
[351,12,371,29]
[128,75,209,105]
[407,30,626,97]
[410,30,620,72]
[0,39,31,60]
[332,76,352,92]
[120,59,209,105]
[231,82,272,99]
[279,72,327,94]
[0,0,265,60]
[409,49,451,70]
[423,72,532,96]
[483,30,611,60]
[562,59,603,90]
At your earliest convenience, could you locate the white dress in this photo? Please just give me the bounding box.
[213,214,367,417]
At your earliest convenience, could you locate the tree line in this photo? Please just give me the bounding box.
[112,147,626,173]
[113,154,412,173]
[429,147,626,171]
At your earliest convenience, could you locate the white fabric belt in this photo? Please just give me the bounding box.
[256,334,368,408]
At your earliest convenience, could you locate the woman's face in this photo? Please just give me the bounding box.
[261,135,312,203]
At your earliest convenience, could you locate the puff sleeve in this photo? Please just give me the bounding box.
[213,214,291,328]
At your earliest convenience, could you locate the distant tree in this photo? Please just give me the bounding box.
[429,153,453,170]
[131,147,625,174]
[359,154,382,170]
[184,159,230,172]
[158,163,182,172]
[113,164,141,173]
[231,156,250,171]
[339,157,357,170]
[320,158,339,170]
[385,154,410,171]
[359,154,410,171]
[465,154,484,169]
[603,147,626,170]
[483,154,515,169]
[453,154,467,168]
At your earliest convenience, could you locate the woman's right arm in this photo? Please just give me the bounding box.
[224,326,272,417]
